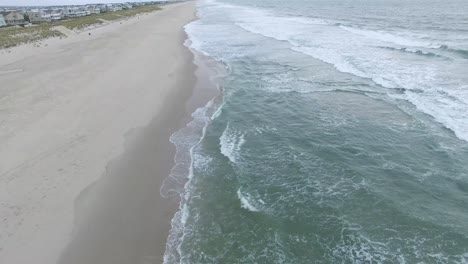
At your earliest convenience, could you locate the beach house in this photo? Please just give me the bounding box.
[86,5,101,14]
[106,4,123,12]
[48,9,65,21]
[28,10,52,24]
[96,4,108,13]
[120,3,133,10]
[64,7,79,18]
[0,13,6,27]
[3,12,27,26]
[64,7,87,18]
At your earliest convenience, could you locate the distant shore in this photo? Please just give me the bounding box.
[0,2,205,263]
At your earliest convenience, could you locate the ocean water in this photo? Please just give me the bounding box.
[163,0,468,263]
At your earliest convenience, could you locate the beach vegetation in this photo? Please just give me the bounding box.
[0,4,161,49]
[0,24,64,49]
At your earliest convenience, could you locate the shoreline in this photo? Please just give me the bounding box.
[0,2,204,263]
[59,29,223,264]
[162,45,226,262]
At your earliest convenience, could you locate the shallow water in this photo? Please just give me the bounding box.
[164,0,468,263]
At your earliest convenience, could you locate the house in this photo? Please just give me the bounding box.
[64,7,87,18]
[42,9,65,21]
[48,9,65,21]
[64,7,79,17]
[27,10,52,24]
[3,12,27,26]
[0,13,6,27]
[120,3,133,10]
[86,5,101,14]
[96,4,108,13]
[106,4,122,12]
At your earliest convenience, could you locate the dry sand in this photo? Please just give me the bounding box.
[0,2,202,263]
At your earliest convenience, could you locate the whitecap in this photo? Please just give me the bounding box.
[219,123,246,163]
[237,189,260,212]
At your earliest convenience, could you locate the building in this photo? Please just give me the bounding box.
[120,3,133,10]
[3,12,27,26]
[96,4,108,13]
[28,10,52,24]
[86,5,101,14]
[106,4,122,12]
[0,13,6,27]
[48,9,65,21]
[64,7,87,18]
[42,9,65,21]
[64,7,79,17]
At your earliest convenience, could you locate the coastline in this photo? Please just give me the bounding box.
[0,2,206,263]
[162,47,226,262]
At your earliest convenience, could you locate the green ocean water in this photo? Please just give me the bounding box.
[163,0,468,263]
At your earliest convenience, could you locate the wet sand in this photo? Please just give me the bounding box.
[0,2,203,263]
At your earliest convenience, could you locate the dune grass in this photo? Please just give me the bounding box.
[57,5,161,30]
[0,24,64,49]
[0,4,161,49]
[98,5,162,21]
[57,16,104,30]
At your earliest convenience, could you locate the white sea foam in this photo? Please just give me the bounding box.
[219,123,246,163]
[237,189,260,212]
[331,224,405,264]
[166,1,468,262]
[210,103,223,120]
[162,18,225,261]
[188,0,468,143]
[162,102,212,264]
[455,253,468,264]
[184,21,211,58]
[209,0,468,142]
[339,26,443,48]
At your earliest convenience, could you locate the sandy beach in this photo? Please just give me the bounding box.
[0,2,203,263]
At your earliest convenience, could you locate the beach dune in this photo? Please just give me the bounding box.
[0,2,196,264]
